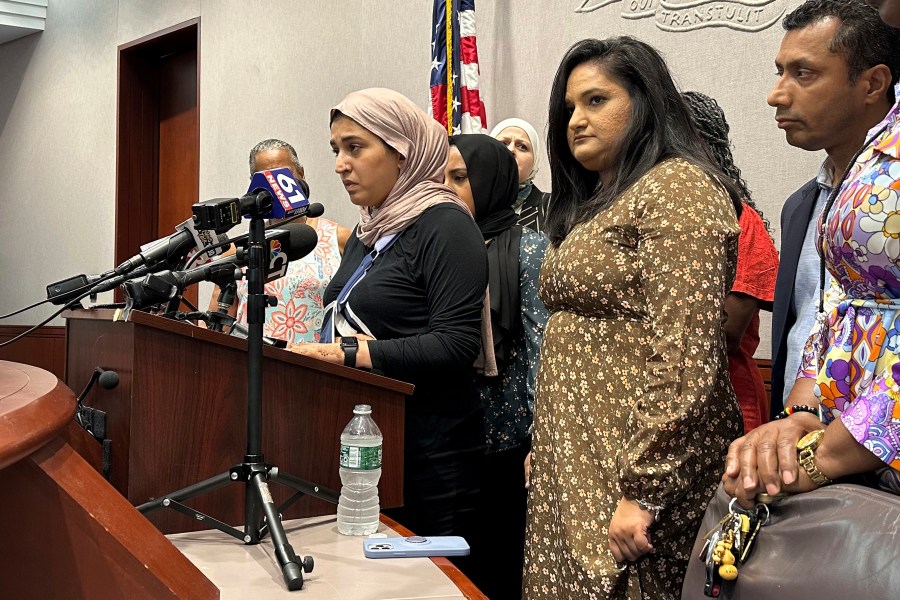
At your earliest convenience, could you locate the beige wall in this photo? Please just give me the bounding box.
[0,0,823,356]
[0,0,117,313]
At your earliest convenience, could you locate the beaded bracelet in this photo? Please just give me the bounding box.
[773,404,821,421]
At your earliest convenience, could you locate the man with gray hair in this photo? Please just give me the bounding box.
[249,138,306,182]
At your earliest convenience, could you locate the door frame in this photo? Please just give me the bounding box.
[115,19,200,304]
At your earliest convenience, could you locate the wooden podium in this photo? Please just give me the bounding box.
[0,360,218,599]
[63,308,412,534]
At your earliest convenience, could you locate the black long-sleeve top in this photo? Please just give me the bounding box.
[324,204,488,452]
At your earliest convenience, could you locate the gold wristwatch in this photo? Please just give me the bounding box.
[796,429,833,487]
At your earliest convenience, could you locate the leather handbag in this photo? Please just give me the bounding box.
[682,483,900,599]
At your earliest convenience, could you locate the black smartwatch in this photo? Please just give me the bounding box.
[339,337,359,368]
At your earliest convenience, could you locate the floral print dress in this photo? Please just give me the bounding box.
[478,228,550,452]
[235,217,342,343]
[523,159,741,599]
[798,84,900,494]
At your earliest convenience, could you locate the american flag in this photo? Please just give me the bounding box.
[430,0,487,135]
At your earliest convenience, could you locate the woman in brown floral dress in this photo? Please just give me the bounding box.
[523,37,744,599]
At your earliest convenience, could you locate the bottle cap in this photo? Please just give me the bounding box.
[353,404,372,415]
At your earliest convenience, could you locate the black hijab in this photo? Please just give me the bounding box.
[450,134,522,373]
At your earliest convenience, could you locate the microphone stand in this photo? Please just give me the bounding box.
[205,279,237,333]
[136,209,338,592]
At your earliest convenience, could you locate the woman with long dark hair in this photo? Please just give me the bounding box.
[524,37,743,599]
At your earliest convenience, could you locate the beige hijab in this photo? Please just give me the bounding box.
[331,88,470,246]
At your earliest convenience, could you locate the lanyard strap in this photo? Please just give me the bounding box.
[320,233,398,343]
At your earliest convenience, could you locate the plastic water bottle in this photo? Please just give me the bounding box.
[337,404,383,535]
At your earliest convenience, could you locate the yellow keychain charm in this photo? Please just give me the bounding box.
[719,564,738,581]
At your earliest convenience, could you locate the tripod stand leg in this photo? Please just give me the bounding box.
[270,468,340,505]
[249,471,313,591]
[136,471,233,514]
[162,497,247,541]
[244,472,262,543]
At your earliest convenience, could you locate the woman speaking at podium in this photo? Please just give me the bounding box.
[288,88,487,576]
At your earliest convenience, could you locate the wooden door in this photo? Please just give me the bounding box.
[116,20,200,307]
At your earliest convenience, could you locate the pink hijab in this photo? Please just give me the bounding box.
[331,88,470,246]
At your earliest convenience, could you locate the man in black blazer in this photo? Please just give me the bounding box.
[770,178,819,414]
[768,0,898,418]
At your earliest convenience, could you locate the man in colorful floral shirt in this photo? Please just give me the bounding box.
[726,0,900,506]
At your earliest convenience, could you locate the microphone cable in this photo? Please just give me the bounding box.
[0,298,48,320]
[0,282,118,348]
[0,270,124,320]
[0,299,80,348]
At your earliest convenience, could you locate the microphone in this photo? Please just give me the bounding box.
[47,217,231,304]
[47,272,111,305]
[258,224,318,283]
[248,168,311,221]
[122,223,319,309]
[297,202,325,219]
[113,218,227,276]
[192,169,314,233]
[76,367,120,404]
[75,367,118,472]
[85,263,156,298]
[86,253,201,298]
[229,203,325,250]
[183,202,323,271]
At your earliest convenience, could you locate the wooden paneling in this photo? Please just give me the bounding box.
[65,309,411,534]
[0,325,65,381]
[0,362,218,599]
[0,440,219,599]
[157,46,199,306]
[755,357,773,404]
[0,361,73,470]
[157,47,199,240]
[64,314,136,489]
[115,50,159,270]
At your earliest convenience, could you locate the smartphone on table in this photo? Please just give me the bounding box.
[363,535,470,558]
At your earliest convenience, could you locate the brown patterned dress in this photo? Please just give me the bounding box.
[523,159,742,599]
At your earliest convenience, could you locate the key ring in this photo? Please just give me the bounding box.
[727,497,757,515]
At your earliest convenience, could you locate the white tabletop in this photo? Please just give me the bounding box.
[167,514,468,599]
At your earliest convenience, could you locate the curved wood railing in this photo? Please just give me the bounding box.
[0,361,74,470]
[0,360,218,599]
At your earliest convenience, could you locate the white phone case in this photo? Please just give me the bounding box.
[363,535,470,558]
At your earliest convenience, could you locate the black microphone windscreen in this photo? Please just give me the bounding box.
[98,369,120,390]
[283,223,320,261]
[306,203,325,218]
